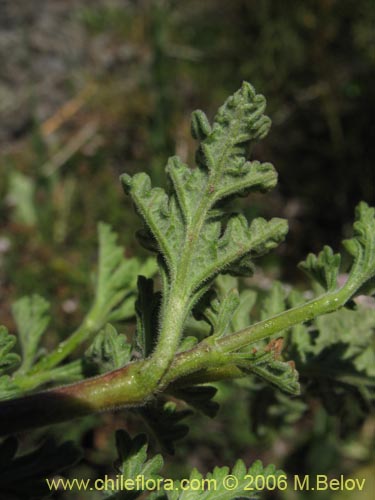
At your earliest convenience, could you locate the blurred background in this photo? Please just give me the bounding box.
[0,0,374,498]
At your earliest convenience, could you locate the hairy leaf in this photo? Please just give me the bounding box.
[194,288,240,338]
[122,82,287,303]
[107,430,163,500]
[84,324,132,375]
[343,202,375,293]
[235,338,300,395]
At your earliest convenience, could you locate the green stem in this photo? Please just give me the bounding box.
[145,290,188,382]
[163,289,346,383]
[0,284,352,436]
[0,361,149,436]
[144,183,214,382]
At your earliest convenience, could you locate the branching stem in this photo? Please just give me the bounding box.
[0,283,352,436]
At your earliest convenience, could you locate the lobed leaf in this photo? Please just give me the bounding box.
[299,245,341,291]
[94,222,157,322]
[194,288,240,338]
[165,459,284,500]
[108,430,164,499]
[84,324,132,375]
[235,339,300,396]
[342,202,375,294]
[122,82,287,301]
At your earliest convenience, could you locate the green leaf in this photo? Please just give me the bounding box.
[188,215,287,293]
[84,324,132,375]
[107,430,163,499]
[119,82,288,389]
[299,245,341,291]
[260,281,286,320]
[342,202,375,293]
[313,306,375,377]
[0,326,20,375]
[298,202,375,301]
[165,459,285,500]
[191,110,212,140]
[0,376,21,401]
[121,82,287,299]
[114,430,163,478]
[12,295,50,373]
[94,222,157,322]
[194,288,240,338]
[235,338,300,395]
[302,343,374,430]
[231,289,257,332]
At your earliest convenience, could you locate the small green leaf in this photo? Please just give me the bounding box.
[194,288,240,338]
[231,289,257,332]
[110,430,163,500]
[191,110,212,140]
[0,326,20,375]
[235,339,300,395]
[313,306,375,377]
[260,281,286,320]
[299,245,341,291]
[342,202,375,293]
[94,222,157,322]
[84,324,132,375]
[166,459,284,500]
[12,295,50,373]
[0,376,21,401]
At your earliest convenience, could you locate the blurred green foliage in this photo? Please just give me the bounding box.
[0,1,374,498]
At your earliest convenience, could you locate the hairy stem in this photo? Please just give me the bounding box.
[0,284,352,436]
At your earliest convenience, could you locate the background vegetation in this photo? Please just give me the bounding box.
[0,1,374,498]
